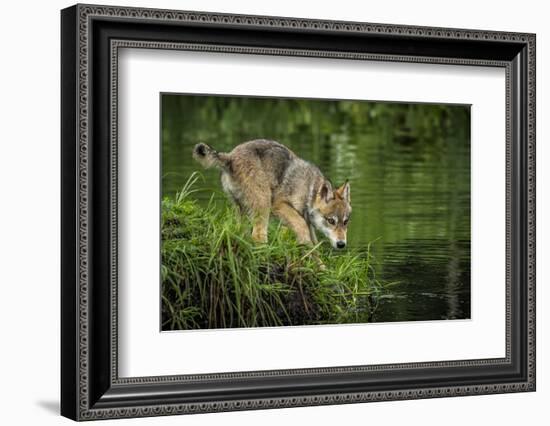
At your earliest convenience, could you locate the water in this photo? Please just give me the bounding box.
[161,94,471,322]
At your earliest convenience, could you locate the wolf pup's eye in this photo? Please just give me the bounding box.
[343,218,349,226]
[326,217,336,225]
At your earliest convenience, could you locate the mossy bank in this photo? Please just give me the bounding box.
[161,175,385,331]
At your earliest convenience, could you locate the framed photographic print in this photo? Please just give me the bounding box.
[61,3,536,421]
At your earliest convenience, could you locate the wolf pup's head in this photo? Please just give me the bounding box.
[309,180,351,249]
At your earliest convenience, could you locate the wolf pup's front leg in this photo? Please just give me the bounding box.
[272,201,313,245]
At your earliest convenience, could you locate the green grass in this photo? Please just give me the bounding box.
[161,173,385,331]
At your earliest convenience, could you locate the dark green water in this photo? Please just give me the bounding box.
[161,94,471,322]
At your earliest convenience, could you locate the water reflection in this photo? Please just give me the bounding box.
[161,94,471,322]
[373,240,470,322]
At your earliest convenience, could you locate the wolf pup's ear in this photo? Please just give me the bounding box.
[336,180,351,203]
[318,182,334,203]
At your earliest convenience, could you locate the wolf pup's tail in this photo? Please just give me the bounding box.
[192,143,229,170]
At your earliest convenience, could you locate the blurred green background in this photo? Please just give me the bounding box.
[161,94,471,322]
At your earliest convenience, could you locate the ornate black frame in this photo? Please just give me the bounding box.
[61,3,536,421]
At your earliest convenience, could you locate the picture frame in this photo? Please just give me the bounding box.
[61,3,536,421]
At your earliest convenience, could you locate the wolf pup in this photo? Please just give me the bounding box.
[193,139,351,249]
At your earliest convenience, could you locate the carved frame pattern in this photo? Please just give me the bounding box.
[61,3,536,421]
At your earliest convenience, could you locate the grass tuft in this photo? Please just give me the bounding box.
[161,174,385,330]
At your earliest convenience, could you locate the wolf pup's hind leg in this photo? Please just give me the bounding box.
[250,209,270,244]
[245,190,271,244]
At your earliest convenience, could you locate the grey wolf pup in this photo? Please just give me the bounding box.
[193,139,351,249]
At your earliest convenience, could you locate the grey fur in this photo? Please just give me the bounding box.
[193,139,351,248]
